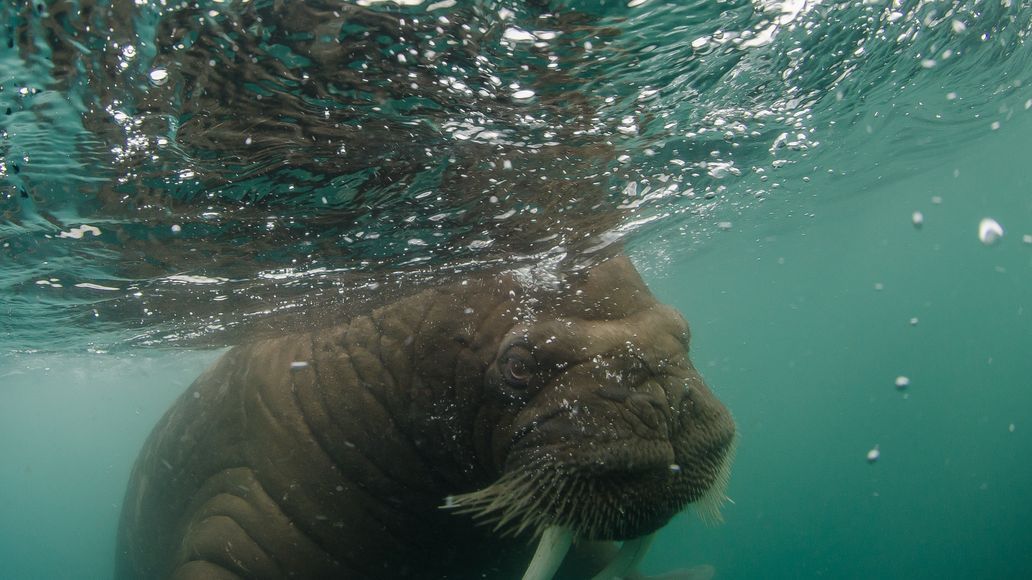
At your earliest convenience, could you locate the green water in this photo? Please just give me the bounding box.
[1,352,218,579]
[2,0,1031,578]
[641,102,1032,578]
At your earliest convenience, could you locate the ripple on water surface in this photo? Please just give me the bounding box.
[0,0,1029,351]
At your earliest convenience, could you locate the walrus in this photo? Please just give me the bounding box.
[115,255,736,579]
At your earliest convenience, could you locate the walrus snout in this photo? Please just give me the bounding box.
[625,391,668,431]
[454,299,735,541]
[504,381,679,474]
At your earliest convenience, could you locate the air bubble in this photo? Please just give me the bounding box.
[502,27,535,42]
[866,445,880,463]
[978,218,1003,245]
[149,68,169,85]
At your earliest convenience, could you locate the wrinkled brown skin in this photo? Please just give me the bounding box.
[115,255,735,579]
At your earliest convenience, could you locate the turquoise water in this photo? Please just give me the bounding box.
[2,0,1031,578]
[643,109,1032,578]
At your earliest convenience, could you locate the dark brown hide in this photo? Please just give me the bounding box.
[115,255,735,579]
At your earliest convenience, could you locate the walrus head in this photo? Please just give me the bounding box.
[442,255,736,574]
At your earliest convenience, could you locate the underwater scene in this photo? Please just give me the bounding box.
[1,0,1030,578]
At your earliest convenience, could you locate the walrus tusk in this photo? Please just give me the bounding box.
[590,532,656,580]
[521,525,573,580]
[520,527,657,580]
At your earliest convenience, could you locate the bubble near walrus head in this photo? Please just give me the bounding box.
[115,254,735,579]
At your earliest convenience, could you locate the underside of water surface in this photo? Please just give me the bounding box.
[1,0,1026,350]
[1,1,1030,579]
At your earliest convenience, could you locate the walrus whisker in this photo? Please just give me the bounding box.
[512,502,543,538]
[568,477,587,533]
[496,491,536,532]
[544,475,571,524]
[511,511,536,536]
[497,477,542,529]
[547,472,578,528]
[521,475,563,537]
[526,479,555,517]
[483,481,524,517]
[443,471,554,538]
[583,479,600,539]
[692,434,737,525]
[447,473,524,510]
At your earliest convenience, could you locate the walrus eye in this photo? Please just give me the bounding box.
[505,357,531,386]
[501,346,535,388]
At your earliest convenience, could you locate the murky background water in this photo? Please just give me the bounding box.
[2,0,1030,578]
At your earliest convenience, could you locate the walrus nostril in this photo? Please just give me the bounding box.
[626,393,665,431]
